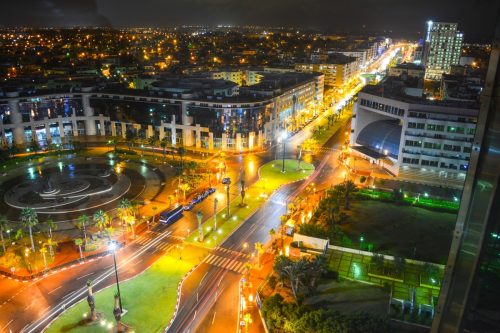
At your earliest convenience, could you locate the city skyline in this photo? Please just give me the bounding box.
[0,0,498,41]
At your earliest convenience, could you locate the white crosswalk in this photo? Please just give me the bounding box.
[215,247,251,259]
[204,253,248,274]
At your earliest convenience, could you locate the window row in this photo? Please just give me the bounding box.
[359,99,405,116]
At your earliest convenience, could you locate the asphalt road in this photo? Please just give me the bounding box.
[167,120,352,333]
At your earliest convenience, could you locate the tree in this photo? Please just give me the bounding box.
[335,180,357,210]
[269,228,277,252]
[44,238,58,258]
[45,217,57,240]
[40,246,48,270]
[177,147,185,170]
[160,137,168,158]
[273,255,292,286]
[179,183,190,202]
[255,242,265,267]
[125,215,136,239]
[77,214,90,245]
[93,210,110,232]
[240,179,246,205]
[0,215,7,254]
[87,280,97,321]
[281,257,310,303]
[296,145,302,170]
[106,226,114,240]
[20,208,38,252]
[75,238,84,259]
[117,198,132,222]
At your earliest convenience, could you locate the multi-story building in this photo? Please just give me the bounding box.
[0,70,323,152]
[295,53,358,100]
[388,63,425,79]
[350,77,479,188]
[423,21,464,80]
[209,69,263,86]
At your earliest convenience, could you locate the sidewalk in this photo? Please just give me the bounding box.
[240,252,275,333]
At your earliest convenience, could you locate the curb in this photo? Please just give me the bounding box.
[163,261,202,332]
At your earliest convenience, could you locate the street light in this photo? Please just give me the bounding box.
[109,241,123,313]
[281,130,287,173]
[213,197,218,230]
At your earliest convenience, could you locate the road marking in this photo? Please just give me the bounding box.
[23,230,172,333]
[76,272,94,280]
[206,254,216,264]
[200,272,208,285]
[212,256,224,266]
[48,286,62,295]
[1,319,13,331]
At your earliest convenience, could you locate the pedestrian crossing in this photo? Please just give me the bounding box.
[133,235,175,252]
[215,247,251,259]
[204,253,248,274]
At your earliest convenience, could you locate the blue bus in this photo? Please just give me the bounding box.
[159,205,184,226]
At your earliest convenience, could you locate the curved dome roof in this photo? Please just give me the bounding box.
[356,119,402,158]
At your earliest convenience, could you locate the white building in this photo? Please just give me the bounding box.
[350,78,478,188]
[424,21,463,80]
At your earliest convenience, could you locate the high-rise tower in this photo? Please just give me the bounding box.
[423,21,463,80]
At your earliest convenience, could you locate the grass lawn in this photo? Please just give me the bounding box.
[305,279,388,316]
[340,200,457,264]
[45,248,205,333]
[312,107,352,147]
[185,159,314,248]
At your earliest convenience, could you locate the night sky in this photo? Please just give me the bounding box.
[1,0,498,41]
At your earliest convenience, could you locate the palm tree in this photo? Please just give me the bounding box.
[75,238,84,260]
[282,257,309,303]
[106,226,114,240]
[273,255,292,286]
[44,238,58,258]
[177,147,185,170]
[93,210,110,232]
[45,217,57,240]
[117,198,132,221]
[40,246,48,270]
[160,138,167,158]
[254,242,265,267]
[20,208,38,252]
[125,216,136,239]
[0,215,7,254]
[179,183,190,202]
[339,180,356,210]
[151,206,158,226]
[77,214,90,244]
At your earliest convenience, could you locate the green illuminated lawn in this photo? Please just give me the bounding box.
[45,247,205,333]
[186,159,314,248]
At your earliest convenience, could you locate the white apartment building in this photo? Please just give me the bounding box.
[350,78,478,188]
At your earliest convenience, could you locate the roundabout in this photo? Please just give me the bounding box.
[0,155,165,225]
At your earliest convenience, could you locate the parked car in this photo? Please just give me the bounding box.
[183,204,194,211]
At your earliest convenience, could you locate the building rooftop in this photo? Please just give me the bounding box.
[360,76,479,110]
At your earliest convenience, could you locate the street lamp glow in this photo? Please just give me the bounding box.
[108,241,118,252]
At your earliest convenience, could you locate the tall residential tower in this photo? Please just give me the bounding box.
[424,21,463,80]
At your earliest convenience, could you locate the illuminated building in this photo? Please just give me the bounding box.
[423,21,463,80]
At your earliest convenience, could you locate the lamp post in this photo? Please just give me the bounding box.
[109,241,123,313]
[281,130,287,173]
[197,211,204,242]
[213,197,218,231]
[226,178,231,217]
